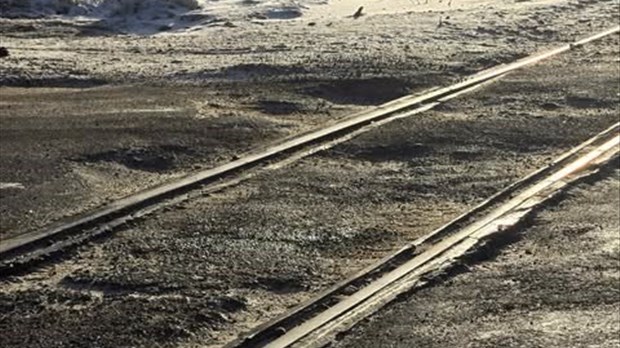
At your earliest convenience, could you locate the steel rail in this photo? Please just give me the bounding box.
[235,124,619,348]
[226,121,620,347]
[1,26,618,270]
[299,132,620,348]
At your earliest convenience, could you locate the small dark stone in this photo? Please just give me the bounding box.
[0,47,9,58]
[540,102,562,110]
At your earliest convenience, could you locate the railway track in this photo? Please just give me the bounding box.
[228,122,620,348]
[0,26,618,276]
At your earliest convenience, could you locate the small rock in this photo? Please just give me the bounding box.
[540,102,562,110]
[194,312,212,322]
[0,47,9,58]
[213,312,231,322]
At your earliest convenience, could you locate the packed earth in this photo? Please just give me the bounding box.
[0,1,618,347]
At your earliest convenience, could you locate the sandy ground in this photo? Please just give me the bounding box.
[334,167,620,348]
[2,0,617,86]
[0,13,618,348]
[1,0,618,239]
[0,84,352,238]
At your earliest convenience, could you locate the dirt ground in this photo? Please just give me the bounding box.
[1,0,615,86]
[0,84,355,238]
[1,16,618,348]
[1,1,619,348]
[1,0,618,238]
[334,167,620,348]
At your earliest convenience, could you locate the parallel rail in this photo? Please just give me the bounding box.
[1,26,618,275]
[228,122,620,348]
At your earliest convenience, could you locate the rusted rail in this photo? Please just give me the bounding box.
[228,122,619,348]
[1,26,618,276]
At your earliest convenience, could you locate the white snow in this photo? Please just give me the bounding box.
[0,182,25,190]
[1,0,330,33]
[1,0,560,34]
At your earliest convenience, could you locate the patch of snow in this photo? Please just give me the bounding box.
[0,182,25,190]
[0,0,330,34]
[2,0,547,35]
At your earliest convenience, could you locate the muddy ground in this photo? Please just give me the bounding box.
[1,0,618,238]
[0,17,618,348]
[334,169,620,348]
